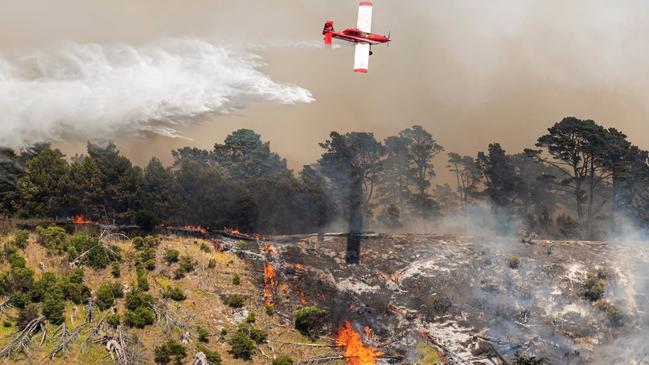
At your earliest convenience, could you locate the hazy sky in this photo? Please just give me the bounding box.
[2,0,649,180]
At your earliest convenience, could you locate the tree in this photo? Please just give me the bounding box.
[61,156,105,220]
[137,158,176,225]
[294,306,328,341]
[380,135,412,211]
[476,143,521,208]
[154,339,187,365]
[533,117,611,238]
[0,148,23,219]
[16,146,68,218]
[401,126,444,220]
[447,153,480,210]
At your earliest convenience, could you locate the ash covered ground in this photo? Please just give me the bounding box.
[232,233,649,365]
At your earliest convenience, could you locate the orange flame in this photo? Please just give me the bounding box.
[72,215,94,224]
[231,229,241,235]
[264,262,277,307]
[263,243,277,258]
[336,321,383,365]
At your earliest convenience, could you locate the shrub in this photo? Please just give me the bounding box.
[595,300,623,326]
[508,256,521,269]
[266,305,274,316]
[96,282,124,310]
[111,262,121,278]
[63,281,91,305]
[9,292,29,309]
[125,290,154,311]
[232,274,241,286]
[29,272,58,303]
[42,290,66,325]
[200,242,211,253]
[197,326,210,343]
[237,323,267,344]
[228,331,255,360]
[582,272,606,302]
[162,286,186,301]
[154,339,187,365]
[106,313,121,328]
[246,312,256,323]
[514,354,547,365]
[164,249,180,264]
[136,267,150,291]
[12,230,29,249]
[7,265,34,292]
[132,236,160,250]
[69,234,120,269]
[178,256,197,274]
[2,320,11,328]
[294,306,328,341]
[208,259,216,269]
[17,304,40,330]
[138,247,157,271]
[197,345,221,365]
[36,225,68,252]
[124,306,155,328]
[9,253,26,268]
[224,294,246,308]
[273,355,295,365]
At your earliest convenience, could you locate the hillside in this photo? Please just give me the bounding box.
[0,228,333,365]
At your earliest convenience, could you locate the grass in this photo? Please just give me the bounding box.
[0,233,332,364]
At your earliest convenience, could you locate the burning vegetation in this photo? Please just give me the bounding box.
[336,321,384,365]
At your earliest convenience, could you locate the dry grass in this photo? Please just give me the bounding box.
[0,232,333,364]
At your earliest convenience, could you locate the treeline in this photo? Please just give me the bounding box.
[1,117,649,238]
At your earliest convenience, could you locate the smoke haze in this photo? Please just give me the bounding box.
[2,0,649,173]
[0,39,313,148]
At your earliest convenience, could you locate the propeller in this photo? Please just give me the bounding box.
[387,31,391,47]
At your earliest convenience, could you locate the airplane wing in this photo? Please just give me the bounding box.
[354,43,370,73]
[357,2,373,33]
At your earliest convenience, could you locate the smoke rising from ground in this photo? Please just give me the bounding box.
[0,38,313,148]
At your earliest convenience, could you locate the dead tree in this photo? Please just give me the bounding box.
[49,323,87,359]
[151,302,187,335]
[193,352,209,365]
[81,316,106,353]
[0,316,45,358]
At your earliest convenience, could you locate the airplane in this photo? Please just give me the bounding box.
[322,1,391,73]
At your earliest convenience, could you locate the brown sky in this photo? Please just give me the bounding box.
[2,0,649,183]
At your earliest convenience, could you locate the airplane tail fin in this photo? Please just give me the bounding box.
[323,21,334,47]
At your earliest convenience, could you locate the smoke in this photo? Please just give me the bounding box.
[0,38,314,148]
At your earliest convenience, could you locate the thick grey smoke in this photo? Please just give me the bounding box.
[0,38,314,148]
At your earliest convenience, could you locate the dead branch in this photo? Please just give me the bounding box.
[0,315,45,358]
[85,300,96,323]
[274,341,335,348]
[297,354,344,365]
[193,352,209,365]
[151,302,187,335]
[81,316,106,352]
[0,299,12,316]
[49,322,87,359]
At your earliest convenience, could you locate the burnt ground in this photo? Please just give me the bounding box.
[224,233,649,365]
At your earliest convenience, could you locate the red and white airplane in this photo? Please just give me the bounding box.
[322,1,391,73]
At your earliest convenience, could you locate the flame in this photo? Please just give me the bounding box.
[263,243,277,258]
[264,262,277,307]
[72,214,94,224]
[363,326,374,341]
[231,229,241,235]
[180,225,208,234]
[336,321,383,365]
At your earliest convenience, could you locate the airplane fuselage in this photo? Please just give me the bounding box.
[330,28,390,45]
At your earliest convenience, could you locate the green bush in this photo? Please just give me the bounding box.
[29,272,58,303]
[69,234,121,269]
[138,247,157,271]
[294,306,328,341]
[228,331,255,360]
[232,274,241,286]
[237,323,267,344]
[2,320,11,328]
[124,306,155,328]
[6,265,35,292]
[595,300,623,326]
[208,259,216,269]
[96,282,124,310]
[111,262,121,278]
[273,355,295,365]
[136,267,150,291]
[42,290,66,325]
[164,249,180,264]
[9,292,29,309]
[162,286,186,301]
[174,256,197,279]
[36,225,68,252]
[12,230,29,249]
[9,253,26,268]
[246,312,256,323]
[224,294,247,308]
[200,242,211,253]
[17,304,40,330]
[125,290,154,311]
[197,326,210,343]
[197,345,221,365]
[63,281,91,305]
[132,236,160,250]
[154,339,187,365]
[106,313,121,328]
[582,272,606,302]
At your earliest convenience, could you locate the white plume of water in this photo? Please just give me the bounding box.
[0,38,314,148]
